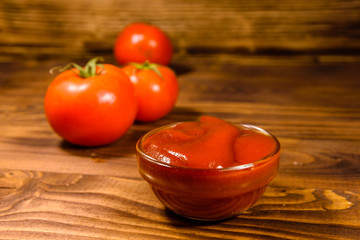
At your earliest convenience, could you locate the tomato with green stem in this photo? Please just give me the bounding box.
[44,57,137,147]
[114,22,173,65]
[122,61,179,122]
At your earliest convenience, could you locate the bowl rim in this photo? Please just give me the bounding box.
[136,122,281,172]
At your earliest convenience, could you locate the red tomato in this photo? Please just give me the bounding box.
[122,62,179,122]
[114,22,173,65]
[44,58,137,146]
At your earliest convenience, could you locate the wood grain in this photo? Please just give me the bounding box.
[1,1,360,238]
[0,169,358,240]
[0,56,360,239]
[1,0,360,62]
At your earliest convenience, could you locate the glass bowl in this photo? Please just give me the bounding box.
[136,123,280,221]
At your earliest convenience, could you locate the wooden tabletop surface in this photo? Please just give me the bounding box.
[0,55,359,239]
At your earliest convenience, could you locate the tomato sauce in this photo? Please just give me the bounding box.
[137,116,280,220]
[142,116,276,168]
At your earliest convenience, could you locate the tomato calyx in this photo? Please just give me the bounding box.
[50,57,105,78]
[131,61,162,78]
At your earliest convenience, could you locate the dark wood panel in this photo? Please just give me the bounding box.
[1,0,360,62]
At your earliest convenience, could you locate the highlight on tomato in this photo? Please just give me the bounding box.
[44,57,137,147]
[114,22,173,66]
[122,61,179,122]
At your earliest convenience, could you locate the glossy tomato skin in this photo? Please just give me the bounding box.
[122,64,178,122]
[114,23,173,65]
[44,64,137,146]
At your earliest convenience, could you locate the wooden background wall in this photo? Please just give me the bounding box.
[1,0,360,63]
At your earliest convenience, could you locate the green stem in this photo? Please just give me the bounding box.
[50,57,104,78]
[131,60,162,78]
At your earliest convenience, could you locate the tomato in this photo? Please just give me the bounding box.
[114,22,173,65]
[122,61,179,122]
[44,57,137,147]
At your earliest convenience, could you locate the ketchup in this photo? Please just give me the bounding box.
[137,116,280,220]
[142,116,276,168]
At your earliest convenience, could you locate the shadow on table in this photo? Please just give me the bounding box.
[164,208,233,227]
[58,127,147,160]
[58,106,203,159]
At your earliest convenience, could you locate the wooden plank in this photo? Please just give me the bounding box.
[0,169,359,239]
[1,0,360,62]
[0,58,359,239]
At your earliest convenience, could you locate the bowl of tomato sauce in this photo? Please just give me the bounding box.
[136,116,280,221]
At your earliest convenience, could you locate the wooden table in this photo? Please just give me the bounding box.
[0,55,359,239]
